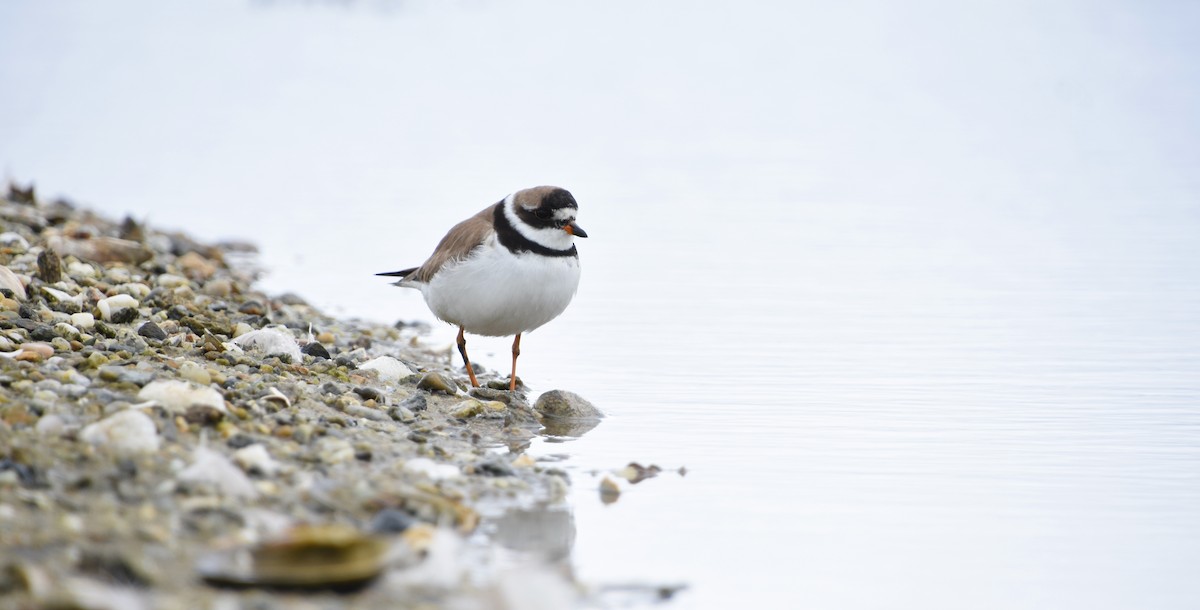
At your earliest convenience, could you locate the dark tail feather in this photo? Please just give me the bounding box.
[377,267,418,278]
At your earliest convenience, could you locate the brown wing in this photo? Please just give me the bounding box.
[409,203,497,283]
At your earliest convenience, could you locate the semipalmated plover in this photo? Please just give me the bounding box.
[378,186,587,391]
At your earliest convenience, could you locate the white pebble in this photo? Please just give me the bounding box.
[80,409,160,455]
[233,444,280,476]
[403,457,461,481]
[358,356,414,381]
[178,446,258,499]
[70,312,96,329]
[156,273,190,288]
[35,413,67,436]
[138,379,226,414]
[97,294,139,321]
[230,327,303,362]
[0,233,29,250]
[67,261,98,279]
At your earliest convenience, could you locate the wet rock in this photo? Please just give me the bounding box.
[617,462,662,484]
[472,458,515,477]
[599,477,621,505]
[534,390,603,420]
[137,321,167,340]
[79,409,160,455]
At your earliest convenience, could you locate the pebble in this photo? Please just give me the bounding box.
[403,457,461,480]
[316,331,335,344]
[79,409,161,455]
[230,326,303,363]
[138,379,227,414]
[137,321,168,341]
[0,265,25,299]
[35,413,67,436]
[232,444,280,476]
[301,341,331,360]
[418,372,458,394]
[156,273,190,289]
[36,250,62,283]
[358,356,414,382]
[368,508,415,534]
[1,232,31,251]
[178,361,211,385]
[97,294,139,322]
[202,278,232,297]
[534,390,603,420]
[67,260,98,279]
[177,446,258,499]
[177,251,217,280]
[70,311,95,329]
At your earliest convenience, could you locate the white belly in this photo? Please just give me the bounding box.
[420,239,581,337]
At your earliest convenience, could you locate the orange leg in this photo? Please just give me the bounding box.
[456,326,480,387]
[509,333,521,391]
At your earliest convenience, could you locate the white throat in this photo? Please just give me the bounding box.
[502,195,576,251]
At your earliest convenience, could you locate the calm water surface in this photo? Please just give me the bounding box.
[3,1,1199,608]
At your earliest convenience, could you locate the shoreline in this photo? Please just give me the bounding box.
[0,183,605,607]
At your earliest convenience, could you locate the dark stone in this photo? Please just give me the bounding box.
[321,382,345,396]
[30,325,57,342]
[353,387,384,402]
[36,249,63,283]
[238,300,265,315]
[399,393,427,412]
[184,404,224,426]
[334,356,357,369]
[94,320,118,338]
[11,318,38,331]
[474,459,514,477]
[0,458,42,487]
[367,508,415,534]
[137,321,167,341]
[302,342,331,360]
[76,550,152,588]
[226,435,257,449]
[110,307,139,324]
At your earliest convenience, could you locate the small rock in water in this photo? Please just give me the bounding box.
[301,341,331,360]
[358,356,413,382]
[599,477,621,505]
[534,390,603,420]
[230,326,303,363]
[138,379,227,414]
[137,321,167,341]
[79,409,161,455]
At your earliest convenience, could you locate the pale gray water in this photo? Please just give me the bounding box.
[3,1,1200,608]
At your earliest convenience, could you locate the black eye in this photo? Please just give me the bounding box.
[534,209,553,220]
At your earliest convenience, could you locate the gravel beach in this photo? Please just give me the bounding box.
[0,183,606,609]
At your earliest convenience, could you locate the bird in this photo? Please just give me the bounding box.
[377,186,587,391]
